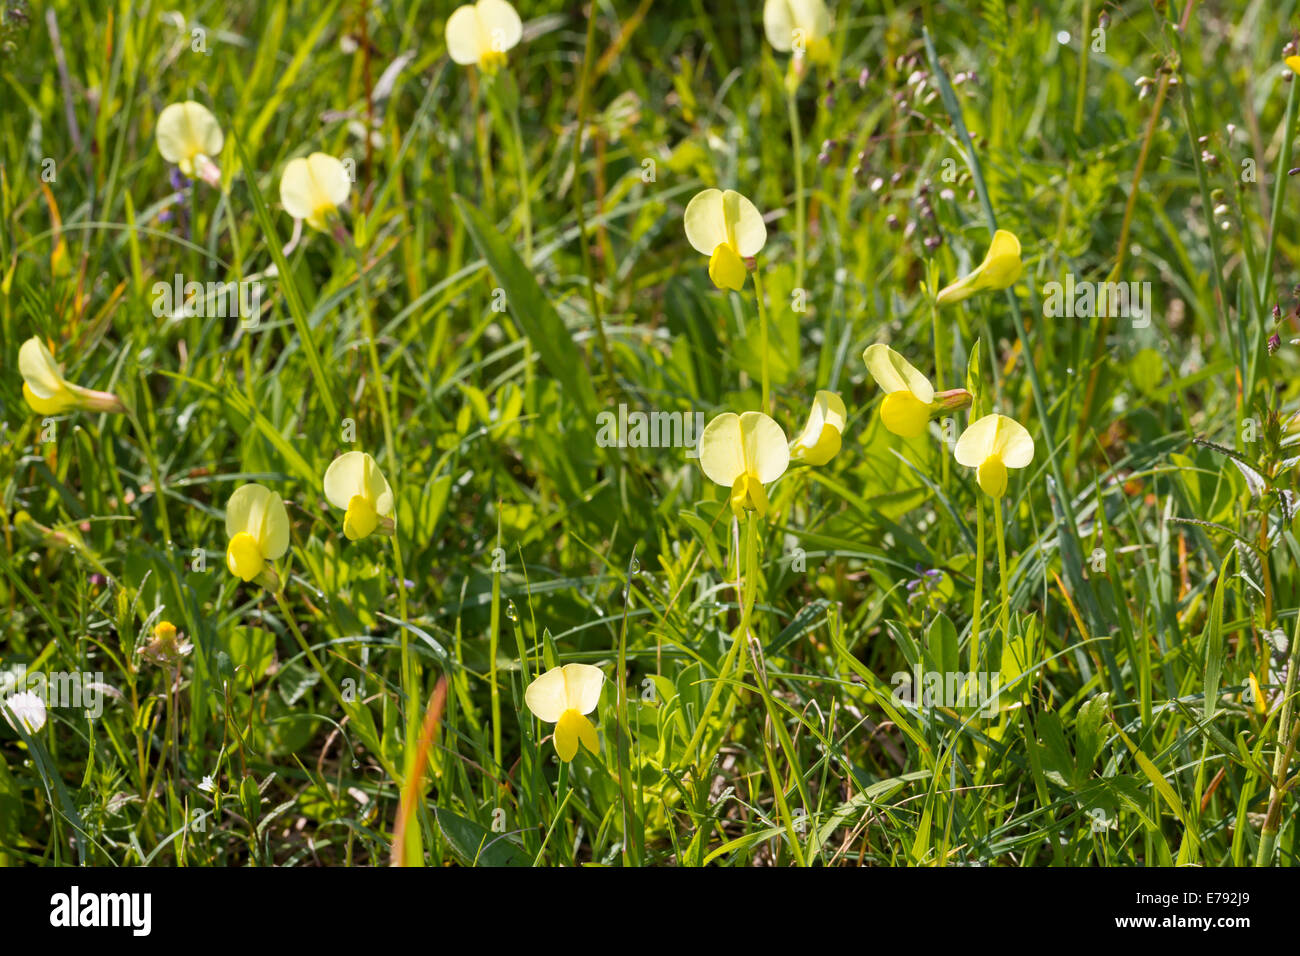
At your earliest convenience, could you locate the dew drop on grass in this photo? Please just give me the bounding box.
[506,600,519,623]
[629,556,640,575]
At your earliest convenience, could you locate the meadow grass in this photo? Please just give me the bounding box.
[1,0,1300,867]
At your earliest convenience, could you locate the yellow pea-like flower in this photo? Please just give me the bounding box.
[323,451,395,541]
[1287,56,1300,74]
[953,413,1035,498]
[523,663,604,762]
[225,484,290,589]
[279,153,351,233]
[936,230,1023,306]
[18,336,124,415]
[445,0,522,74]
[155,101,224,186]
[862,344,940,439]
[789,390,847,465]
[763,0,832,64]
[683,188,767,292]
[699,411,790,517]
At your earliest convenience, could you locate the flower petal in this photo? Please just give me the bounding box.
[790,390,846,465]
[953,413,1001,467]
[739,411,790,484]
[226,532,264,581]
[225,484,290,559]
[561,662,604,714]
[18,337,66,400]
[476,0,522,55]
[992,415,1035,468]
[880,391,931,438]
[523,666,568,723]
[708,242,748,291]
[722,189,767,257]
[977,456,1008,497]
[764,0,831,54]
[323,451,366,508]
[2,690,47,735]
[699,412,746,487]
[280,153,350,230]
[762,0,797,51]
[445,5,485,64]
[156,101,223,168]
[862,343,934,403]
[553,709,581,761]
[323,450,392,514]
[936,229,1022,305]
[683,188,728,256]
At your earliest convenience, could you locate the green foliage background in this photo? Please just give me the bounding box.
[1,0,1300,866]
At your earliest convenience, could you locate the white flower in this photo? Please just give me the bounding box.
[3,690,47,735]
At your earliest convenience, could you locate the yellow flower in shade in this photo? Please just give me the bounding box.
[155,101,224,186]
[19,337,124,415]
[763,0,832,64]
[279,154,351,233]
[323,451,395,541]
[225,484,290,589]
[445,0,522,73]
[790,390,846,465]
[954,413,1035,497]
[936,230,1023,305]
[699,411,790,517]
[683,188,767,292]
[523,663,604,762]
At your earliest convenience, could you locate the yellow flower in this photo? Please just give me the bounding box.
[225,484,290,588]
[323,451,395,541]
[18,336,124,415]
[523,663,604,762]
[683,188,767,292]
[279,153,351,233]
[446,0,522,73]
[1287,56,1300,74]
[953,413,1035,497]
[789,390,846,465]
[763,0,832,64]
[155,101,224,186]
[862,344,938,438]
[936,230,1022,305]
[699,411,790,517]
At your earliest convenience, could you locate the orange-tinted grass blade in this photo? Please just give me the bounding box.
[390,675,448,867]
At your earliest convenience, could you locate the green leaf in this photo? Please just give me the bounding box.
[452,194,600,419]
[435,807,530,867]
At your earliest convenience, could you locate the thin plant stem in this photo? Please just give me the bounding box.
[971,495,985,671]
[993,495,1010,646]
[752,269,772,412]
[1257,604,1300,864]
[785,83,805,292]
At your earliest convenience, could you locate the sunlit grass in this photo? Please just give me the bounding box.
[1,0,1299,867]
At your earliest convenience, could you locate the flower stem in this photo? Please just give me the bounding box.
[993,495,1010,647]
[684,513,755,767]
[752,269,772,413]
[785,84,805,292]
[1256,604,1300,865]
[971,495,985,671]
[125,403,173,547]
